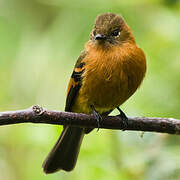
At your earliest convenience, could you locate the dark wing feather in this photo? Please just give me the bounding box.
[65,51,87,112]
[42,51,87,173]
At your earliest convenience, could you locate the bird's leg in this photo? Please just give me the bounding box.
[90,105,102,131]
[117,107,128,130]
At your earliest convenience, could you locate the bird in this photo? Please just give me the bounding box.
[42,12,146,174]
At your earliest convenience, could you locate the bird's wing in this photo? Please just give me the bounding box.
[65,51,87,112]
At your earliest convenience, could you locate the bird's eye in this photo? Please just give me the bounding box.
[112,29,119,36]
[93,30,96,36]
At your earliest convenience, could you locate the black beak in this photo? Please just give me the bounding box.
[95,34,106,40]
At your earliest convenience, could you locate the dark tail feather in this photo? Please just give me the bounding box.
[42,126,84,173]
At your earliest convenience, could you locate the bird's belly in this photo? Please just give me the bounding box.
[84,73,129,108]
[72,68,131,114]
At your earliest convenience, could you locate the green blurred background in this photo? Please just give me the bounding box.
[0,0,180,179]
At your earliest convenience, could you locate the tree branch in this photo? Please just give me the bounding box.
[0,105,180,134]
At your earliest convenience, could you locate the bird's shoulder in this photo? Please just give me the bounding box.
[75,50,87,68]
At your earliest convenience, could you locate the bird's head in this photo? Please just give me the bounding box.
[89,13,135,47]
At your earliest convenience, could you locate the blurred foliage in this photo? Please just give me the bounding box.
[0,0,180,179]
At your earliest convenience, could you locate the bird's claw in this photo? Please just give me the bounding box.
[117,107,128,131]
[90,105,102,131]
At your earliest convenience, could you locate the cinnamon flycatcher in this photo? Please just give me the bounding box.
[42,12,146,173]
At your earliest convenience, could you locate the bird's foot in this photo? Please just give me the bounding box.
[117,107,128,131]
[90,105,102,131]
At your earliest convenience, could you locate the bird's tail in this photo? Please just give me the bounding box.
[42,126,84,173]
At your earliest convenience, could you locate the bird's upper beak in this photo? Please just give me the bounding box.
[94,34,106,41]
